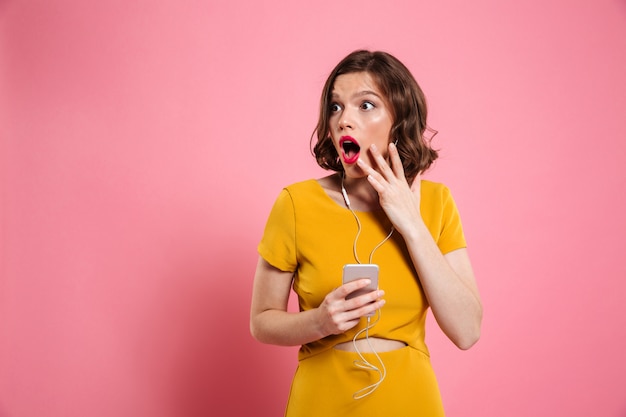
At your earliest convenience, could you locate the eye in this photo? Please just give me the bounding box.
[360,101,375,111]
[329,102,342,113]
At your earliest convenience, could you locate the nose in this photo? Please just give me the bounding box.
[338,107,355,130]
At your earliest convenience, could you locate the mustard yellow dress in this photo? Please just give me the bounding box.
[258,179,467,417]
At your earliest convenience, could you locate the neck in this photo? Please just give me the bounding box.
[340,174,380,210]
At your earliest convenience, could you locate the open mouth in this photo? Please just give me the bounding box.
[339,137,361,164]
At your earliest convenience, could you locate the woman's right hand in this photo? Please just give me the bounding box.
[315,279,385,336]
[251,257,385,346]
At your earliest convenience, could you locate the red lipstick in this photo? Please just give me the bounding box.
[339,136,361,164]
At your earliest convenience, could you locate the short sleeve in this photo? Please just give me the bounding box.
[257,189,298,272]
[437,186,467,254]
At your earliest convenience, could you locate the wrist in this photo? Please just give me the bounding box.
[401,218,431,246]
[310,307,332,340]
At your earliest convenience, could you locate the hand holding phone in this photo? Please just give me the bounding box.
[342,264,379,300]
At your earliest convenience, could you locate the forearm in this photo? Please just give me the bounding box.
[250,257,386,347]
[403,222,482,350]
[250,308,328,347]
[250,257,328,346]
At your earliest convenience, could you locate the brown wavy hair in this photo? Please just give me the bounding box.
[311,50,438,183]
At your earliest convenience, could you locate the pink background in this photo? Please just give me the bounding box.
[2,0,626,416]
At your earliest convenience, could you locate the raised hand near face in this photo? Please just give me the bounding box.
[356,142,424,237]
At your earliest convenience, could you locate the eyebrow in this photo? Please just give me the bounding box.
[331,90,382,99]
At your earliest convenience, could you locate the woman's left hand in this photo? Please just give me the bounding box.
[359,142,482,350]
[357,142,423,236]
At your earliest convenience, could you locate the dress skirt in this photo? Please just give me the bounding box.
[285,345,445,417]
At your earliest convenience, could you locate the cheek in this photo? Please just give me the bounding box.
[370,114,393,135]
[372,124,392,142]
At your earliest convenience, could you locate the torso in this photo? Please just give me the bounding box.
[259,178,457,359]
[318,175,408,354]
[334,337,408,352]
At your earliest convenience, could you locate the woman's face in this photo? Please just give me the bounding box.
[329,72,394,178]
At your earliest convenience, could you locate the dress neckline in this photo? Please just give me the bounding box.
[311,178,384,215]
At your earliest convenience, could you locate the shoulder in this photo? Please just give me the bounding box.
[420,179,453,199]
[419,179,467,251]
[419,179,460,217]
[271,179,327,209]
[283,178,319,194]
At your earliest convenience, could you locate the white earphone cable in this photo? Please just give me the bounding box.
[341,175,394,265]
[341,173,392,399]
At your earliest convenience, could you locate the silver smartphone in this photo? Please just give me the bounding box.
[342,264,379,300]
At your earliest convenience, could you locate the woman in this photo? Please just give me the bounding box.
[250,50,482,416]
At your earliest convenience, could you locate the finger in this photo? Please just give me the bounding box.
[368,144,394,179]
[347,297,386,319]
[336,278,373,299]
[388,142,406,179]
[356,159,386,192]
[345,289,385,308]
[357,145,390,186]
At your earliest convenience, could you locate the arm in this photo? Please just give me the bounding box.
[403,234,482,350]
[357,143,483,350]
[250,256,386,346]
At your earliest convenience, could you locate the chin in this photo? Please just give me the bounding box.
[342,164,367,179]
